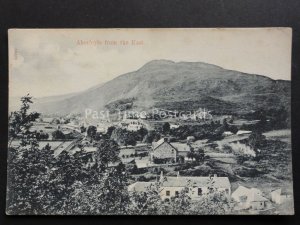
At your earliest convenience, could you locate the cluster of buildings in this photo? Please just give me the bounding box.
[128,174,292,212]
[128,173,231,201]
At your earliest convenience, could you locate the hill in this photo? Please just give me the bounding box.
[28,60,290,116]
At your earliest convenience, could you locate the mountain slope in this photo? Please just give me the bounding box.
[30,60,291,115]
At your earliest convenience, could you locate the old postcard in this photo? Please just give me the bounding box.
[7,28,293,215]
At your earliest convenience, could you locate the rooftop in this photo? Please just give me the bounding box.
[128,182,157,192]
[161,176,230,189]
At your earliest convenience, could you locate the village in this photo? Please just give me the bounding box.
[15,106,293,215]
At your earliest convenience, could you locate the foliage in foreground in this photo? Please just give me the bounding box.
[6,95,231,215]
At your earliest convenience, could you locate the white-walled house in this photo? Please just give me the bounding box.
[232,185,268,210]
[128,173,231,201]
[271,189,293,204]
[159,175,231,201]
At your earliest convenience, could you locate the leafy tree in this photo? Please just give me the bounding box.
[52,130,65,140]
[80,126,86,133]
[36,131,49,140]
[143,130,160,143]
[248,131,266,152]
[87,125,97,140]
[228,125,238,134]
[8,94,40,148]
[187,147,205,163]
[106,126,116,138]
[194,148,205,162]
[222,118,229,130]
[110,128,137,146]
[66,166,130,215]
[162,122,170,134]
[94,139,120,170]
[187,147,195,161]
[7,144,58,214]
[136,127,148,141]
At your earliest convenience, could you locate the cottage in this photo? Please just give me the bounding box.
[150,138,177,163]
[170,142,192,158]
[232,185,268,210]
[128,173,231,201]
[150,138,193,163]
[271,189,293,204]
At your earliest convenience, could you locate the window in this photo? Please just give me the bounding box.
[198,188,202,196]
[175,191,179,196]
[166,190,170,196]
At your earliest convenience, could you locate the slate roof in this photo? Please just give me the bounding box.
[152,138,167,149]
[161,176,230,189]
[170,143,191,152]
[128,182,157,192]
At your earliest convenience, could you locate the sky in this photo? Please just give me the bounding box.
[9,28,292,98]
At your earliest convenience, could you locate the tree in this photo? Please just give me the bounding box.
[222,118,229,130]
[8,94,40,148]
[52,130,65,140]
[105,126,115,137]
[80,126,86,133]
[248,131,266,153]
[162,122,170,134]
[94,139,120,170]
[7,95,60,214]
[110,128,137,146]
[143,130,160,143]
[187,147,196,161]
[66,166,130,215]
[228,125,238,134]
[36,131,49,140]
[194,148,205,163]
[87,126,97,140]
[136,127,148,141]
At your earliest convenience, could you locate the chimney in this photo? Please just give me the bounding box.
[159,171,164,182]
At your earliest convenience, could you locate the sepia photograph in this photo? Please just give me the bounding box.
[7,28,293,215]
